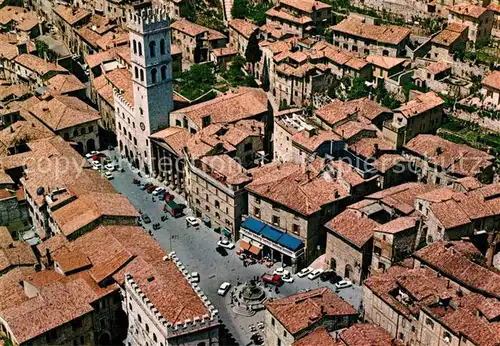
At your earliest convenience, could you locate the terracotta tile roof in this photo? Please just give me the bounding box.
[260,23,295,40]
[96,30,129,51]
[0,84,30,101]
[247,159,349,215]
[340,324,394,346]
[455,177,482,191]
[0,240,37,273]
[280,0,331,13]
[52,247,91,273]
[344,57,369,70]
[416,187,457,203]
[292,129,341,152]
[265,287,357,334]
[317,98,390,127]
[334,120,378,140]
[333,18,410,45]
[30,95,101,131]
[367,182,436,215]
[292,327,343,346]
[84,48,117,69]
[449,3,488,18]
[0,118,54,154]
[404,134,494,177]
[150,127,191,156]
[171,88,268,129]
[51,193,139,237]
[431,22,468,47]
[211,47,238,57]
[326,209,379,247]
[0,172,13,185]
[483,70,500,91]
[414,241,500,298]
[366,55,406,70]
[375,216,418,234]
[426,60,451,75]
[0,40,19,61]
[373,153,407,173]
[488,3,500,14]
[395,91,444,118]
[440,309,500,346]
[53,5,91,25]
[266,7,313,24]
[201,154,252,185]
[14,54,68,76]
[105,67,133,105]
[45,74,86,95]
[349,137,393,158]
[229,19,258,38]
[171,19,210,36]
[75,27,102,49]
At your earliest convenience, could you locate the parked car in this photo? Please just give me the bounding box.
[91,153,106,160]
[282,273,294,283]
[215,246,228,256]
[104,171,113,180]
[320,270,335,282]
[297,268,312,278]
[105,163,116,172]
[142,214,151,224]
[152,187,166,196]
[307,268,324,280]
[273,268,290,277]
[335,279,352,289]
[186,216,200,227]
[217,282,231,296]
[190,272,200,283]
[261,273,282,285]
[217,239,235,249]
[140,183,151,190]
[329,274,343,284]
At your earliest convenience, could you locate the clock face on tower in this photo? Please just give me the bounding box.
[140,122,146,131]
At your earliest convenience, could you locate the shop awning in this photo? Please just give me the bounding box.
[248,244,261,256]
[240,240,251,251]
[277,233,304,251]
[261,225,282,242]
[241,217,266,234]
[222,228,232,237]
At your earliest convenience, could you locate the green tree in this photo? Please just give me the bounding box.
[375,82,401,109]
[231,0,249,19]
[451,42,466,61]
[347,77,369,100]
[179,0,197,22]
[245,31,262,75]
[177,63,216,99]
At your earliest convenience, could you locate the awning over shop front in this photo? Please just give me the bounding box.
[277,233,304,251]
[240,240,251,251]
[241,217,266,234]
[240,240,262,256]
[261,225,282,242]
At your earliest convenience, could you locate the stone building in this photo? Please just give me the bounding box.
[325,209,380,284]
[293,324,397,346]
[404,134,495,185]
[482,70,500,108]
[228,19,259,56]
[265,0,332,37]
[115,8,174,174]
[12,52,68,90]
[448,4,494,43]
[52,5,92,53]
[244,158,371,270]
[30,95,101,153]
[264,287,358,346]
[429,23,469,62]
[382,91,444,148]
[170,19,227,63]
[366,55,407,88]
[331,17,411,57]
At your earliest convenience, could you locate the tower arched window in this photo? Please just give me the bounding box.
[140,69,144,82]
[134,66,138,79]
[151,68,157,83]
[161,65,167,81]
[160,39,165,55]
[138,42,142,56]
[149,41,156,57]
[132,39,137,54]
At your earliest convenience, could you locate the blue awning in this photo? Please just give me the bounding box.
[261,225,283,242]
[241,217,266,234]
[277,233,304,251]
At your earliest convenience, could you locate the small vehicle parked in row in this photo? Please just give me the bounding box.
[104,171,113,180]
[186,216,200,227]
[297,267,312,278]
[261,273,282,286]
[307,268,324,280]
[335,279,353,289]
[217,239,235,249]
[190,272,200,283]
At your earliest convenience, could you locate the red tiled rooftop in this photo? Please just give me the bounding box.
[326,209,379,247]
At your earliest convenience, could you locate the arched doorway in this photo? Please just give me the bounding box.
[86,138,96,152]
[344,264,353,280]
[76,142,84,154]
[98,331,111,345]
[330,258,336,272]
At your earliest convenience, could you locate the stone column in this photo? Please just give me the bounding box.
[170,153,176,188]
